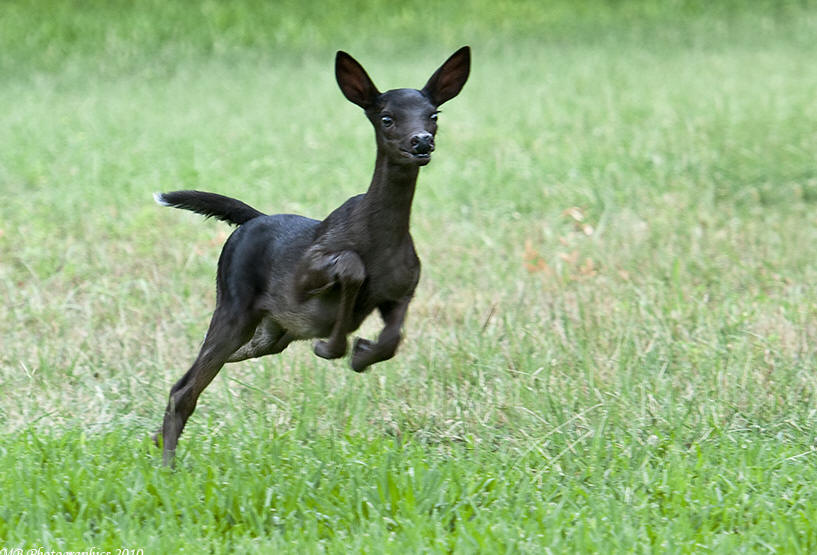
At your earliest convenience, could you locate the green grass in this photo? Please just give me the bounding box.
[2,0,817,552]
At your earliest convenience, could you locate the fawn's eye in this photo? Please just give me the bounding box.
[381,115,394,127]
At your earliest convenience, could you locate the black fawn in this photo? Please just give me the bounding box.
[154,47,470,464]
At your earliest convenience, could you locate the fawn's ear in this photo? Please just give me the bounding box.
[336,51,381,109]
[422,46,470,107]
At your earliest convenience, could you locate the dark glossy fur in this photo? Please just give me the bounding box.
[154,47,470,464]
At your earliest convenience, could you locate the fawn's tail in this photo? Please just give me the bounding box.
[154,190,265,226]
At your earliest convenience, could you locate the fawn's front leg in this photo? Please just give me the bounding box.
[351,297,411,372]
[296,249,366,359]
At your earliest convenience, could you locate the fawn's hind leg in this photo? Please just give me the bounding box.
[227,318,294,362]
[157,305,260,465]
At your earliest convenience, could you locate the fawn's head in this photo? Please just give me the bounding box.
[335,47,470,166]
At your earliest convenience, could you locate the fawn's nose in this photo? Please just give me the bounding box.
[410,132,434,154]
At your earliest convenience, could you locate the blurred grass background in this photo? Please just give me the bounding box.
[2,0,817,551]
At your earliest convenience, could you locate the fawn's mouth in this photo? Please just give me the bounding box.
[401,150,432,164]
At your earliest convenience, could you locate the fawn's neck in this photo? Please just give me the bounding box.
[360,152,420,238]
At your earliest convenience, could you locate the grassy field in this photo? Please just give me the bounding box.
[2,0,817,551]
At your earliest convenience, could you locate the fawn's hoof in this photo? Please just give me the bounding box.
[313,339,347,360]
[350,337,375,372]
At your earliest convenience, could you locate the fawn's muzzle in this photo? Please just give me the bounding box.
[410,133,435,155]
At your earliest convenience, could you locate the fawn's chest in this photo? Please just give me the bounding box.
[361,237,420,302]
